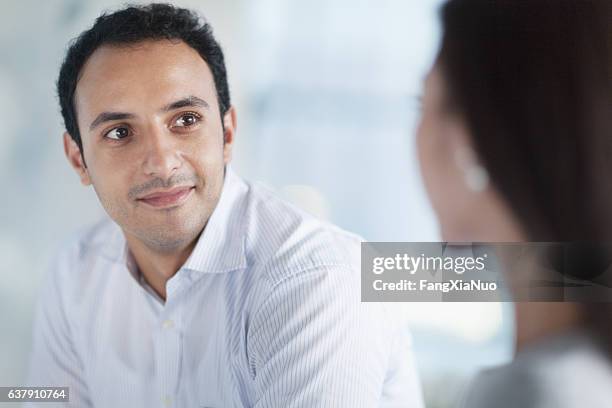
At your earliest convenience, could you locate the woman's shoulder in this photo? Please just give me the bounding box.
[461,331,612,408]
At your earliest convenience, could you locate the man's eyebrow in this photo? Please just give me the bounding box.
[162,96,210,112]
[88,96,210,131]
[89,112,135,131]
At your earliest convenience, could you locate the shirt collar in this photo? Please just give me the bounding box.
[181,166,248,274]
[110,165,248,276]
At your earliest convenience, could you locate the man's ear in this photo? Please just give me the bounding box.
[222,106,237,164]
[63,132,91,186]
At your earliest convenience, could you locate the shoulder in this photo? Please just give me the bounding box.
[53,216,122,267]
[44,216,123,297]
[462,332,612,408]
[242,180,363,286]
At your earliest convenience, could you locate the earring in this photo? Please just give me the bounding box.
[454,147,490,192]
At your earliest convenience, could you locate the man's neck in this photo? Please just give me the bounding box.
[125,232,200,302]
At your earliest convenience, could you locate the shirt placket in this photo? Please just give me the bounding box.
[154,273,185,408]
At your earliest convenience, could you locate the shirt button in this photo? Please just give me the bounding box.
[162,395,172,407]
[162,319,175,329]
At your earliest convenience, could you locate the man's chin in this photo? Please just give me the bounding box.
[124,218,205,253]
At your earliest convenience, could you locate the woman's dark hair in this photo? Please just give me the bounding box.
[57,3,231,153]
[437,0,612,346]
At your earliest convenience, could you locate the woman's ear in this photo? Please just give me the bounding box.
[448,121,490,192]
[63,132,91,186]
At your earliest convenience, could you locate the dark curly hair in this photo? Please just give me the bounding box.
[57,3,231,154]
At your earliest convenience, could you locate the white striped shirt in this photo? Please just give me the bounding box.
[26,168,424,408]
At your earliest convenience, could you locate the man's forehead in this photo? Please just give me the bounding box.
[74,39,216,117]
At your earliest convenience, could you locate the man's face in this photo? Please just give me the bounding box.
[65,39,235,252]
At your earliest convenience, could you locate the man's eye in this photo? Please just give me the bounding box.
[105,127,130,140]
[173,113,200,128]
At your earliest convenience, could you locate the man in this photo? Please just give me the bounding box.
[26,4,423,407]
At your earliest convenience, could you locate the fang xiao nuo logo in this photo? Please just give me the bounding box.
[371,252,496,293]
[361,243,504,301]
[371,252,487,275]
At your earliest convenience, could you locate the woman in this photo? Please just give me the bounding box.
[416,0,612,406]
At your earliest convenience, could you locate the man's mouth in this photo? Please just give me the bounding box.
[136,186,195,209]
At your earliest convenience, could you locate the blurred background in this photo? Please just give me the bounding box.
[0,0,513,407]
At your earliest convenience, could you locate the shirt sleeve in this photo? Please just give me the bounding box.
[247,265,424,407]
[24,245,92,408]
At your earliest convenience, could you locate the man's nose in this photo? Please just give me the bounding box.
[142,128,182,179]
